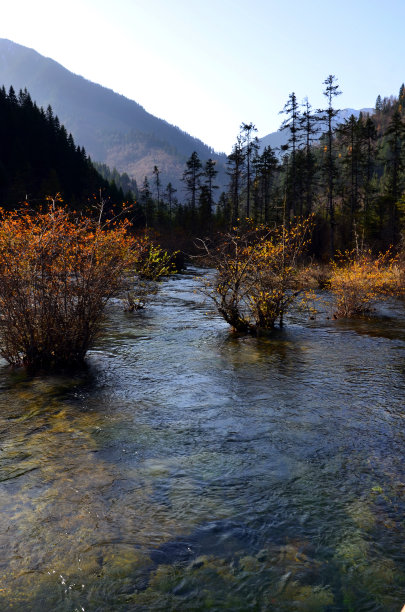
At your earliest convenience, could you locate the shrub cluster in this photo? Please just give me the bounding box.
[199,218,313,333]
[125,237,178,311]
[328,249,403,317]
[0,201,402,372]
[0,204,137,370]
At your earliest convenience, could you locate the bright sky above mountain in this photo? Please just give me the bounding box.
[1,0,404,153]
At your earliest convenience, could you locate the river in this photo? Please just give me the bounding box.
[0,268,404,611]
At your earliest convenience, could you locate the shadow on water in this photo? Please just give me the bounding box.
[0,268,404,610]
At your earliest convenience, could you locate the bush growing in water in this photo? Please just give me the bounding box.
[328,249,403,317]
[198,217,313,333]
[0,204,138,370]
[124,235,178,311]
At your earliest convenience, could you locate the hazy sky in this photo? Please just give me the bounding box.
[1,0,404,153]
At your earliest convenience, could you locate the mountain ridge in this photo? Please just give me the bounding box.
[0,38,227,192]
[0,38,377,193]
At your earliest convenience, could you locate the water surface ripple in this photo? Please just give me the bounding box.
[0,269,404,611]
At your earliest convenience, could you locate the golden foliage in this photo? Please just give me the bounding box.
[198,217,314,333]
[328,249,403,318]
[124,235,178,311]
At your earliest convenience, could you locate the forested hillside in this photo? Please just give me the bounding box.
[0,86,129,208]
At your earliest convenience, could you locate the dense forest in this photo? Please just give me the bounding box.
[0,85,133,208]
[93,161,138,200]
[1,77,404,258]
[137,77,405,257]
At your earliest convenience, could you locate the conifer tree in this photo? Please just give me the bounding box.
[226,136,245,226]
[240,123,259,217]
[280,93,301,219]
[198,185,213,231]
[399,84,405,110]
[182,152,203,224]
[203,158,219,221]
[164,182,177,224]
[318,75,342,254]
[140,176,154,228]
[299,98,319,215]
[336,114,365,229]
[255,146,278,223]
[153,165,165,225]
[375,95,383,112]
[8,86,17,105]
[152,165,161,206]
[216,192,231,228]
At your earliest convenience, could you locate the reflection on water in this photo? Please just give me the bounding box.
[0,269,404,611]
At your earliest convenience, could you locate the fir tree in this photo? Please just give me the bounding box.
[226,136,245,226]
[299,98,319,215]
[182,152,203,225]
[140,176,154,228]
[164,182,177,224]
[203,158,219,220]
[255,146,278,223]
[318,75,342,254]
[240,122,259,217]
[280,93,301,219]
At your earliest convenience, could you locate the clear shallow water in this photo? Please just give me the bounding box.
[0,269,404,611]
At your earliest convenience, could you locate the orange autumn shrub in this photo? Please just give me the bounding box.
[328,249,402,318]
[0,204,138,370]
